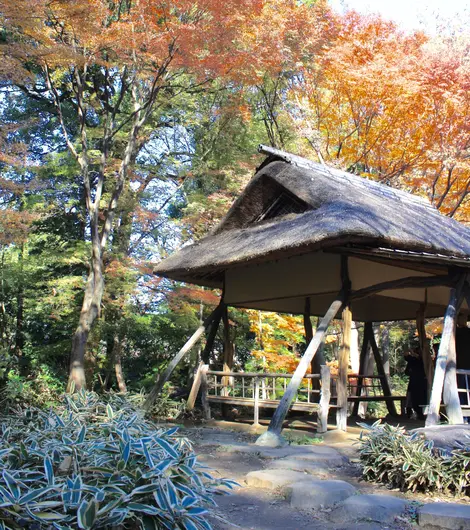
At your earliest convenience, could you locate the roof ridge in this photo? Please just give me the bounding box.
[258,145,435,212]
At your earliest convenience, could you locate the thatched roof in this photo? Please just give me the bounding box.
[155,145,470,290]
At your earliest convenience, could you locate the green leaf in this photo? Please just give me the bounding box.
[77,499,98,529]
[77,425,87,444]
[142,515,159,530]
[26,509,69,522]
[19,487,56,505]
[2,470,20,500]
[154,438,179,459]
[128,502,162,515]
[106,404,115,420]
[121,441,131,465]
[130,483,162,495]
[44,456,55,486]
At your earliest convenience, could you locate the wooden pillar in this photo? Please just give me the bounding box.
[317,365,331,433]
[417,302,434,402]
[201,309,223,364]
[336,305,351,431]
[368,322,398,417]
[350,322,360,374]
[427,277,465,426]
[143,302,224,411]
[258,294,344,440]
[304,299,314,378]
[352,323,370,417]
[253,377,260,427]
[200,365,211,420]
[304,298,324,394]
[443,279,466,424]
[221,306,234,403]
[222,306,234,374]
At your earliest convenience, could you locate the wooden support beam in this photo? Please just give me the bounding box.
[143,302,224,411]
[304,298,324,393]
[317,365,331,433]
[427,277,466,426]
[201,309,222,364]
[260,294,344,437]
[368,322,398,417]
[186,362,204,411]
[352,323,370,416]
[336,305,351,431]
[351,275,452,302]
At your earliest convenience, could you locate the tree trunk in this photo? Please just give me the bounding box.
[15,242,25,373]
[67,227,104,392]
[113,334,127,393]
[0,246,7,347]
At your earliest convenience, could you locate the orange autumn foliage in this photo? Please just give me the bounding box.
[289,11,470,218]
[247,310,337,373]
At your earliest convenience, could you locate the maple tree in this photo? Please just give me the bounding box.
[287,12,470,217]
[1,0,330,390]
[1,1,468,403]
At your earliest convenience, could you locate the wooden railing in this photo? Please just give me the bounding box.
[457,369,470,416]
[187,365,406,432]
[207,370,322,403]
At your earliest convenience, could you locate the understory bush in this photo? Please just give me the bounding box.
[0,390,235,529]
[358,421,470,495]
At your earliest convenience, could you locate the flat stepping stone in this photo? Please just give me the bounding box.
[290,450,346,467]
[336,523,386,530]
[285,479,357,509]
[218,443,345,465]
[418,502,470,529]
[245,469,311,491]
[329,494,408,524]
[269,457,330,476]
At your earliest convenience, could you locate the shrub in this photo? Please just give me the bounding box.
[0,390,235,529]
[0,367,64,410]
[358,421,470,496]
[125,386,185,422]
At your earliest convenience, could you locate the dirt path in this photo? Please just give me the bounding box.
[182,425,416,530]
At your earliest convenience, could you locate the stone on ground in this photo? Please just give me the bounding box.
[269,457,330,476]
[329,494,408,524]
[245,469,311,490]
[289,447,346,467]
[418,502,470,529]
[411,425,470,453]
[336,523,392,530]
[285,479,357,509]
[255,431,287,447]
[217,442,345,466]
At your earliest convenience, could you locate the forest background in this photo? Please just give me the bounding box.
[1,0,469,410]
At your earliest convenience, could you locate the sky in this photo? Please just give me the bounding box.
[329,0,469,33]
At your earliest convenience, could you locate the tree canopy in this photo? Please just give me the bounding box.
[0,0,468,399]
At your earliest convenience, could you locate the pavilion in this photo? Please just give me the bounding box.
[147,145,470,441]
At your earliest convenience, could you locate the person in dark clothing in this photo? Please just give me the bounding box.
[404,347,427,420]
[456,321,470,407]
